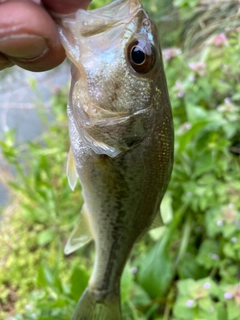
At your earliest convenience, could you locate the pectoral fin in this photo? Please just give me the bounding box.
[64,204,93,255]
[149,211,164,230]
[66,147,78,191]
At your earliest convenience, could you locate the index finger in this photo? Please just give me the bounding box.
[42,0,91,14]
[0,0,91,72]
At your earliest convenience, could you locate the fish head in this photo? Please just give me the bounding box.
[57,0,171,157]
[59,0,164,112]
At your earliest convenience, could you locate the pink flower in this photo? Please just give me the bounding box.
[186,299,195,307]
[188,62,206,76]
[224,285,240,305]
[174,81,185,98]
[162,47,182,61]
[203,282,211,290]
[224,292,233,300]
[212,33,228,47]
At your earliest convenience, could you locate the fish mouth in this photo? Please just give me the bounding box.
[55,0,149,65]
[63,0,143,37]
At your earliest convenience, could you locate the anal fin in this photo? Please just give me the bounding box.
[64,204,93,255]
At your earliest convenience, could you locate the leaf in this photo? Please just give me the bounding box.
[219,260,239,283]
[216,302,228,320]
[70,266,89,301]
[222,225,237,239]
[198,306,218,320]
[138,237,173,298]
[177,252,208,280]
[196,240,220,269]
[193,151,213,178]
[37,265,48,288]
[37,229,55,246]
[196,278,219,298]
[173,295,195,320]
[231,92,240,101]
[178,120,209,153]
[223,243,236,260]
[121,264,133,304]
[226,300,240,320]
[186,104,208,123]
[205,208,222,238]
[131,283,151,307]
[177,278,196,296]
[36,263,60,290]
[160,192,173,224]
[198,297,214,311]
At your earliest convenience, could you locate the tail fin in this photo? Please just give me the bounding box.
[72,288,122,320]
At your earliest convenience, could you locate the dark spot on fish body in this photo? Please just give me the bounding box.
[94,153,109,162]
[114,82,120,91]
[125,136,143,148]
[107,80,125,106]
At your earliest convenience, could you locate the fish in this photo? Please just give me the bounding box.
[56,0,174,319]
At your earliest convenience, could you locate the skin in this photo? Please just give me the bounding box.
[0,0,91,71]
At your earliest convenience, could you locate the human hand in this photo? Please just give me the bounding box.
[0,0,91,72]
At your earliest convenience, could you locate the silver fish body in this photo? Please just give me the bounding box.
[57,0,174,318]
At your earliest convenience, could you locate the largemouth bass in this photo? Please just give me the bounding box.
[56,0,174,319]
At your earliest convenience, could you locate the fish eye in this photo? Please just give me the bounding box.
[127,39,156,74]
[131,46,145,65]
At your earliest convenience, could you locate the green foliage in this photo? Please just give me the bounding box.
[0,87,88,319]
[1,2,240,320]
[162,31,240,319]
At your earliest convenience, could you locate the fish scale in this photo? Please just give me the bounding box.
[55,0,174,319]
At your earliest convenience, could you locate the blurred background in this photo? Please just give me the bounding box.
[0,0,239,319]
[0,65,69,207]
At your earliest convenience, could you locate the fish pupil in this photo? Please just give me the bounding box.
[127,39,156,73]
[131,46,145,65]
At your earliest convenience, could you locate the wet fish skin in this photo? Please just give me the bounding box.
[57,0,174,319]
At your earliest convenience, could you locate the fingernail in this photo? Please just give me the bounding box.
[0,34,49,60]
